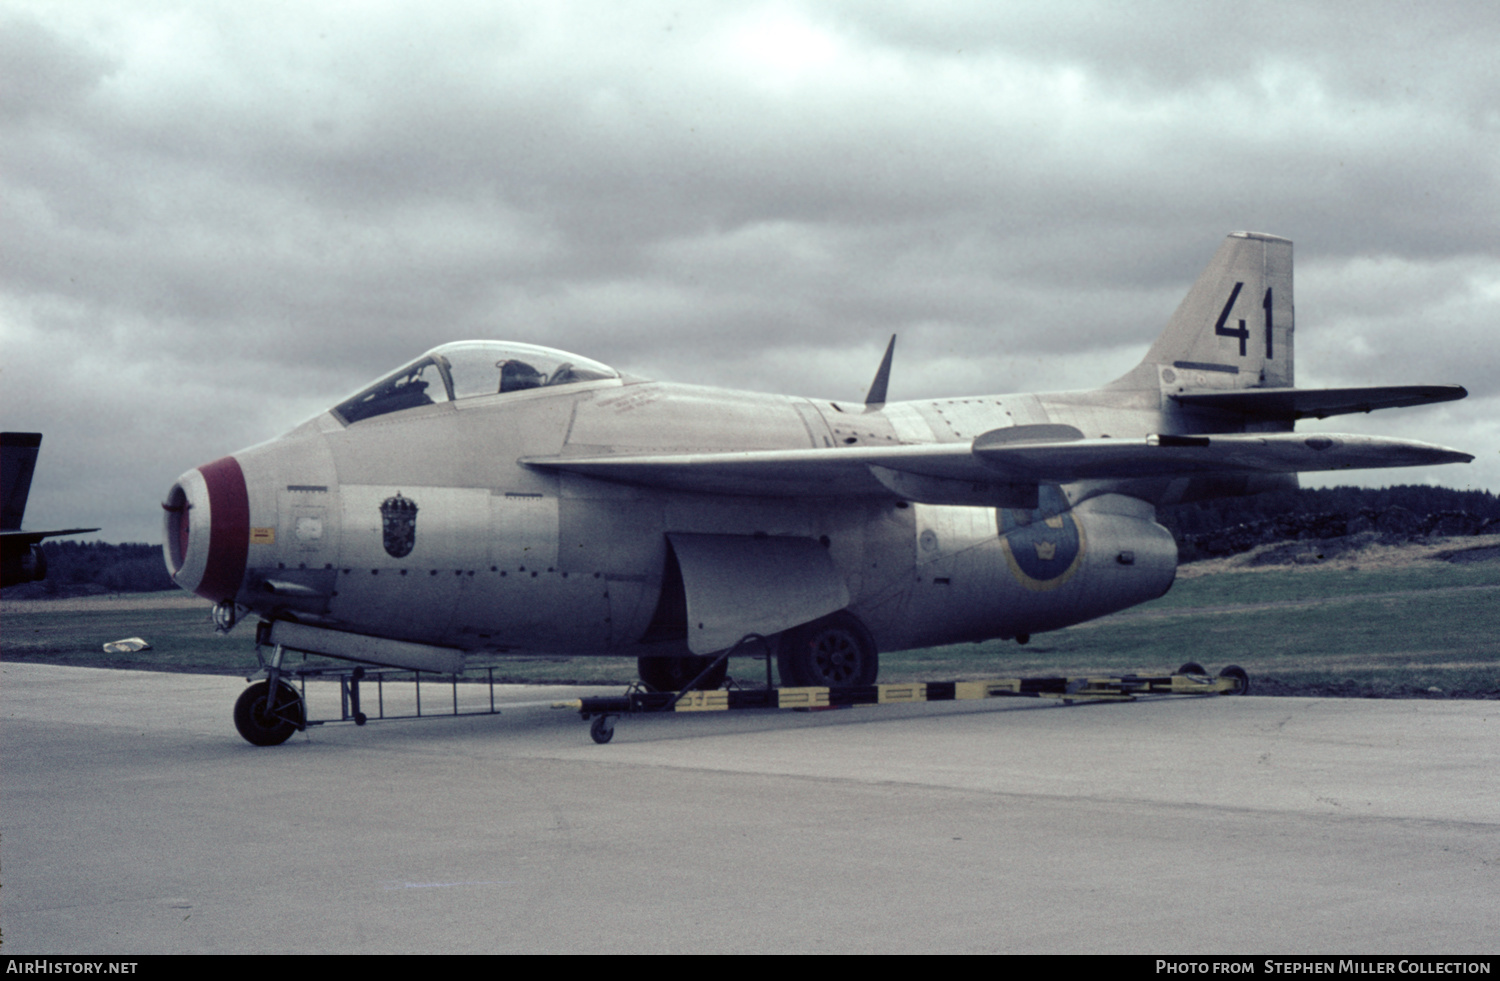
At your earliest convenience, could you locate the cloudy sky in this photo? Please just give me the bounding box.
[3,0,1496,545]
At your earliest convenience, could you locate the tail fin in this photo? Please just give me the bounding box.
[1,432,42,532]
[1122,232,1294,390]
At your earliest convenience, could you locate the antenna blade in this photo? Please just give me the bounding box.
[864,335,897,406]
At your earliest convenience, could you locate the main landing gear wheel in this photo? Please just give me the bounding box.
[1177,662,1207,676]
[1218,664,1250,695]
[777,612,878,687]
[636,655,728,692]
[233,680,305,746]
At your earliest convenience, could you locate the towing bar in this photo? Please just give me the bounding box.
[556,664,1250,743]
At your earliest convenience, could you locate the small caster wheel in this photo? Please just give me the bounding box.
[354,712,368,726]
[1218,665,1250,695]
[1177,662,1207,676]
[590,715,616,744]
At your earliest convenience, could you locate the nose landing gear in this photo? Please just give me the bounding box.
[233,679,306,746]
[233,641,306,746]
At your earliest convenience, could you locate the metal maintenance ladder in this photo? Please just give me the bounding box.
[287,664,504,729]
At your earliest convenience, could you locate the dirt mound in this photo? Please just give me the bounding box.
[1178,532,1500,578]
[1435,543,1500,564]
[1177,507,1500,563]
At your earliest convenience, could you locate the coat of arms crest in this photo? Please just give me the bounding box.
[380,492,418,558]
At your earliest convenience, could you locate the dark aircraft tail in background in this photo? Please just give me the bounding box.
[1,432,98,588]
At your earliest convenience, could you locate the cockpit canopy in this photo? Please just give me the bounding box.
[333,341,619,425]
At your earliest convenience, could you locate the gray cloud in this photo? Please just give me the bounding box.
[2,0,1495,543]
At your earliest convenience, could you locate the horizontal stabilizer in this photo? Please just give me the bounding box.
[1173,385,1468,420]
[523,430,1470,504]
[1,527,102,546]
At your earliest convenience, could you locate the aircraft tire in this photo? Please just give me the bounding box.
[776,612,878,687]
[233,681,305,746]
[637,656,728,692]
[590,715,616,744]
[1177,662,1207,676]
[1218,664,1250,695]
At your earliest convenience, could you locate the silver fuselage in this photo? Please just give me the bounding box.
[177,375,1205,658]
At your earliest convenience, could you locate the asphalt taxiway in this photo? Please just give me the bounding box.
[2,662,1495,954]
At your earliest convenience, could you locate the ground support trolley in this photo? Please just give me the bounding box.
[556,663,1250,744]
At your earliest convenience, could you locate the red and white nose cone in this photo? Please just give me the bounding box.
[163,456,250,603]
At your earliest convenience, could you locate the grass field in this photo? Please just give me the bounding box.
[4,556,1497,697]
[883,561,1500,698]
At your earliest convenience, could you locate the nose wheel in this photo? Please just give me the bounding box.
[233,680,306,746]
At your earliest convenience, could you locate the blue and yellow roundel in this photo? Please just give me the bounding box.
[997,487,1085,591]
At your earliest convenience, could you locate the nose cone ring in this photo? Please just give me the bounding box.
[163,456,250,603]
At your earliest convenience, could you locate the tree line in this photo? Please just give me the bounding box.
[15,540,176,596]
[6,484,1497,597]
[1158,484,1500,561]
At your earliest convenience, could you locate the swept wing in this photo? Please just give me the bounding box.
[522,430,1472,503]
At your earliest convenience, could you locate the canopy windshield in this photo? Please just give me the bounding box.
[333,341,618,424]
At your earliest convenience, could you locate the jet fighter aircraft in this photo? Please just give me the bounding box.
[164,232,1471,744]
